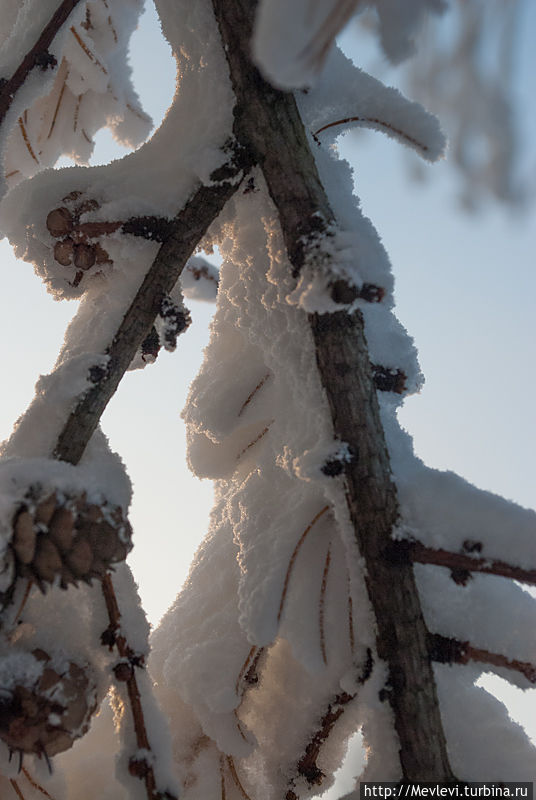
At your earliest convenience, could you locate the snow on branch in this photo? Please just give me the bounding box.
[302,48,446,162]
[429,633,536,687]
[0,0,82,126]
[393,540,536,587]
[53,148,250,465]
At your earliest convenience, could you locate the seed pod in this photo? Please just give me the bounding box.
[73,243,96,270]
[13,511,36,565]
[66,537,93,577]
[54,238,74,266]
[32,538,62,584]
[46,207,74,237]
[47,506,75,552]
[0,648,97,756]
[9,492,133,592]
[34,493,57,526]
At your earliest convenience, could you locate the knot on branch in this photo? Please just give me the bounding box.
[34,51,57,71]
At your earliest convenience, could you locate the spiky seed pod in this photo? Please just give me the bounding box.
[10,491,132,590]
[0,648,97,757]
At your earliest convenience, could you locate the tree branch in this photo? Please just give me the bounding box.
[429,633,536,685]
[212,0,455,781]
[0,0,83,125]
[44,154,250,800]
[53,157,249,465]
[387,540,536,586]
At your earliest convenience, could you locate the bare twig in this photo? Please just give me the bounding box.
[277,506,330,623]
[429,633,536,685]
[101,574,168,800]
[9,779,26,800]
[226,756,252,800]
[238,372,271,417]
[313,115,431,156]
[319,543,331,665]
[236,422,273,461]
[388,540,536,586]
[0,0,82,126]
[53,151,250,465]
[21,767,56,800]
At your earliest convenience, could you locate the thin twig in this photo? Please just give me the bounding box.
[347,569,355,655]
[9,780,26,800]
[226,756,252,800]
[277,505,330,623]
[21,767,56,800]
[70,27,108,75]
[53,151,250,465]
[0,0,83,126]
[47,73,68,140]
[238,373,271,417]
[220,755,227,800]
[429,633,536,684]
[101,573,167,799]
[18,118,39,165]
[235,645,257,695]
[313,115,430,155]
[236,422,273,460]
[319,543,331,665]
[399,541,536,586]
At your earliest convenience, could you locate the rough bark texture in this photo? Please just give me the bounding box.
[212,0,456,781]
[54,164,247,465]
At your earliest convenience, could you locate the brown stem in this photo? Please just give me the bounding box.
[319,543,331,666]
[21,767,56,800]
[53,153,249,465]
[277,506,330,623]
[389,540,536,586]
[101,574,166,799]
[0,1,83,125]
[238,372,271,417]
[226,756,252,800]
[212,0,455,780]
[313,116,431,155]
[428,633,536,685]
[9,780,26,800]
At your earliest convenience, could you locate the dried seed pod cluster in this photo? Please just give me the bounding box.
[11,490,132,590]
[46,191,114,287]
[0,648,97,757]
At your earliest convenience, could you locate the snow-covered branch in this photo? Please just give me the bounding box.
[0,0,82,125]
[390,539,536,586]
[53,150,250,466]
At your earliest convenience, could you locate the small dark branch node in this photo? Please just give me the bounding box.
[383,538,413,566]
[88,364,107,384]
[427,633,467,665]
[449,568,472,586]
[329,279,385,305]
[372,365,407,395]
[462,540,482,554]
[359,648,374,684]
[34,52,57,71]
[408,541,536,586]
[159,296,192,351]
[141,327,160,363]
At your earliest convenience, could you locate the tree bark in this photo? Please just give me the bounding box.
[212,0,456,781]
[54,164,247,465]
